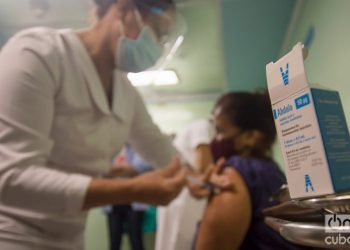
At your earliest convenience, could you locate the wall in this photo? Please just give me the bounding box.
[0,0,91,42]
[284,0,350,125]
[86,209,109,250]
[221,0,295,91]
[148,100,216,134]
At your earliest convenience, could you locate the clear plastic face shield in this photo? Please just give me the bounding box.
[136,3,187,69]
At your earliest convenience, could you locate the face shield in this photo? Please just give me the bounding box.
[117,2,186,73]
[137,4,187,68]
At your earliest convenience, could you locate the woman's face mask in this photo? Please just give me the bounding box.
[116,10,163,73]
[210,138,236,162]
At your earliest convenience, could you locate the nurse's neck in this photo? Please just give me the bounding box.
[77,5,122,105]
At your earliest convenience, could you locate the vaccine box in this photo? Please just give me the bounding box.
[266,43,350,199]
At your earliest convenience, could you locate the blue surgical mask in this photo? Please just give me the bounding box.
[116,19,163,73]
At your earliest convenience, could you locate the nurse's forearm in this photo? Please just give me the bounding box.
[82,178,137,210]
[82,160,186,210]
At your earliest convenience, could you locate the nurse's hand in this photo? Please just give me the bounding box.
[130,158,187,206]
[83,158,186,210]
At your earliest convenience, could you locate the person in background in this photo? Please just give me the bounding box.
[0,0,188,249]
[156,119,215,250]
[195,92,310,250]
[106,144,153,250]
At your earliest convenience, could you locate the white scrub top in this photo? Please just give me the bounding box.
[156,119,215,250]
[173,119,215,169]
[0,27,175,250]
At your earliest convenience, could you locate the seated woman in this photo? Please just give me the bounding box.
[195,92,310,250]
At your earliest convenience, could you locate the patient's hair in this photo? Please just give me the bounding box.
[94,0,175,19]
[215,91,276,157]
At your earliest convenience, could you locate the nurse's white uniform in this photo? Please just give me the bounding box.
[156,120,214,250]
[0,28,175,250]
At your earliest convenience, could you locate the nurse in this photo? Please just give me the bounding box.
[0,0,186,249]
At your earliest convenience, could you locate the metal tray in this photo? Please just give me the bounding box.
[296,194,350,213]
[265,216,350,249]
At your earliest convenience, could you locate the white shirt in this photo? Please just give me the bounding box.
[0,27,175,250]
[156,120,215,250]
[173,119,215,169]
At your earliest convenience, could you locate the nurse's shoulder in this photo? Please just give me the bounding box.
[2,27,62,57]
[0,27,63,90]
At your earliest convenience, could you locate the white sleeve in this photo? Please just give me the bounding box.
[128,89,177,168]
[0,31,91,215]
[188,120,215,150]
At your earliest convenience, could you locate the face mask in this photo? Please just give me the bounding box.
[210,138,236,162]
[116,11,163,73]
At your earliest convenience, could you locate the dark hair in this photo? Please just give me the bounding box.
[215,91,276,157]
[94,0,175,19]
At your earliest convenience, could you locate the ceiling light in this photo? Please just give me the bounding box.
[127,70,179,87]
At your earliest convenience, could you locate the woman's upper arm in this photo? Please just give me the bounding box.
[196,167,252,250]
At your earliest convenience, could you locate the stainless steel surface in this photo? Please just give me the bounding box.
[271,185,350,213]
[265,216,350,249]
[266,186,350,248]
[296,193,350,213]
[263,200,326,223]
[269,184,291,203]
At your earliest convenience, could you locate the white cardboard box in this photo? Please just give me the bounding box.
[266,43,350,199]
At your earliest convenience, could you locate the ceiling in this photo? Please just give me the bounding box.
[0,0,296,103]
